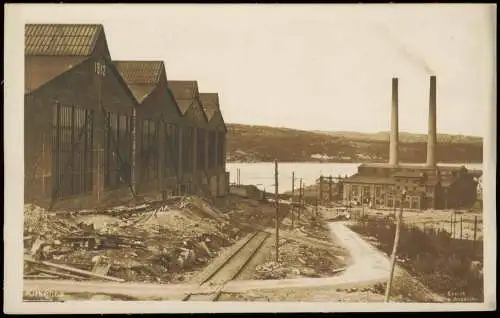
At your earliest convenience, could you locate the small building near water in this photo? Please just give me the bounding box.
[342,163,480,211]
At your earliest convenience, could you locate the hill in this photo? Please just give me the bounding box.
[311,130,482,144]
[226,123,483,163]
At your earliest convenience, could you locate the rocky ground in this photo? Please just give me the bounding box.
[23,193,342,288]
[24,198,453,303]
[247,208,348,281]
[23,194,283,285]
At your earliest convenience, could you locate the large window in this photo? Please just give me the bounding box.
[51,103,93,199]
[105,112,132,189]
[164,123,179,175]
[140,119,159,183]
[208,130,216,168]
[183,127,194,173]
[363,186,370,199]
[351,185,359,197]
[196,128,206,171]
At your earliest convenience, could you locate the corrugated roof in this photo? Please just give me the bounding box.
[168,81,198,100]
[176,100,194,115]
[343,174,395,185]
[25,24,103,56]
[199,93,219,121]
[113,61,164,85]
[126,84,157,103]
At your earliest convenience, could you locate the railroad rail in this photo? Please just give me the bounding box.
[182,231,270,301]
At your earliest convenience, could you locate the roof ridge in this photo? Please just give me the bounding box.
[25,23,104,27]
[113,60,164,85]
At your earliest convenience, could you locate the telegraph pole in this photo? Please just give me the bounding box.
[274,159,279,262]
[329,175,333,202]
[291,172,295,229]
[361,189,365,217]
[385,190,406,302]
[315,183,319,217]
[319,175,324,203]
[298,178,303,226]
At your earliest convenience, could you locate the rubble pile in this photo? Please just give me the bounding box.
[23,196,251,284]
[214,195,289,229]
[253,239,346,280]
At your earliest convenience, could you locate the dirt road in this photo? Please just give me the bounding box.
[222,221,390,293]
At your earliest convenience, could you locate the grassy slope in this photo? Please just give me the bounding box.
[226,123,483,163]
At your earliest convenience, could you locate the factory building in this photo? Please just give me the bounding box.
[342,76,481,211]
[167,81,211,196]
[24,23,229,210]
[199,93,229,197]
[113,61,184,198]
[25,24,138,210]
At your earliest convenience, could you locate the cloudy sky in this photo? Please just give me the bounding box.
[12,4,496,136]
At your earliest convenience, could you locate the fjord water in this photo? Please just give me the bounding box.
[226,162,483,194]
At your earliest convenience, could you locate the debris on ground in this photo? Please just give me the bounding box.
[23,194,287,284]
[253,237,347,280]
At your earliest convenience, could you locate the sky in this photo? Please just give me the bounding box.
[11,4,496,137]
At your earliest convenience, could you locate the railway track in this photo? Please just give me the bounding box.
[182,231,270,301]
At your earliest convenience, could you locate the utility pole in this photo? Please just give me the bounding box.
[319,175,324,203]
[329,175,333,202]
[385,190,406,302]
[274,159,279,262]
[291,172,295,230]
[315,183,319,218]
[299,178,303,226]
[361,191,364,218]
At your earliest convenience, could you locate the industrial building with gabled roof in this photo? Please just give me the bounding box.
[199,92,229,196]
[24,23,230,210]
[113,60,184,197]
[25,23,139,210]
[168,80,228,197]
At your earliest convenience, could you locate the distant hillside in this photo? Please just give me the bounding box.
[312,130,482,144]
[226,123,483,164]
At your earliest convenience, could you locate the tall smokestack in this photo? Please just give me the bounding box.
[389,77,399,166]
[426,75,437,167]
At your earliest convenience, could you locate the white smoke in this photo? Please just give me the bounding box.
[375,23,434,75]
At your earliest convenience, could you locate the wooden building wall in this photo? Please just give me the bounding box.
[24,56,136,209]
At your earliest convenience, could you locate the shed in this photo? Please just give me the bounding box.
[114,61,183,195]
[25,24,138,209]
[199,92,229,196]
[168,81,209,187]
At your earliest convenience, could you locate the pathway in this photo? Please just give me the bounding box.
[222,221,390,293]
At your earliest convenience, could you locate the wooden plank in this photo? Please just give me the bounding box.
[24,256,124,282]
[37,268,87,280]
[24,275,59,280]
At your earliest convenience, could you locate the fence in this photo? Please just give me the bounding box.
[349,212,483,254]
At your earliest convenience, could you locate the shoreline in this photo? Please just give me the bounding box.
[227,161,483,165]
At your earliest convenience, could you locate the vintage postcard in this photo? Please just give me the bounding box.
[4,3,496,314]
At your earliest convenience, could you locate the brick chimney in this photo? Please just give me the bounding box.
[389,77,399,166]
[426,75,437,167]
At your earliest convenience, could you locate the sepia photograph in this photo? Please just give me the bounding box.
[4,3,496,313]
